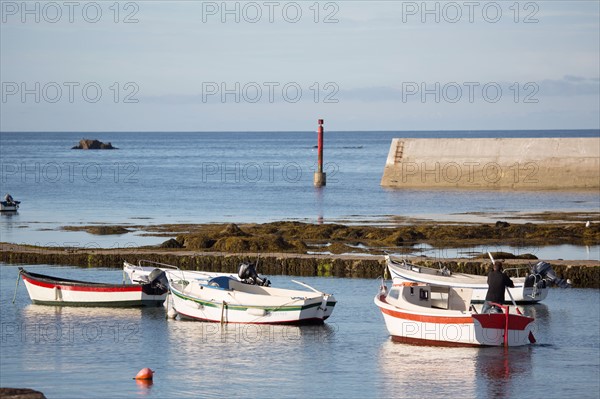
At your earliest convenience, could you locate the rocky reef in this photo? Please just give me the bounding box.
[0,388,46,399]
[71,139,116,150]
[62,225,129,235]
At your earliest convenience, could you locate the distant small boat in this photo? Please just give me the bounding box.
[385,255,569,304]
[1,193,19,212]
[374,279,536,347]
[19,267,168,307]
[0,201,19,211]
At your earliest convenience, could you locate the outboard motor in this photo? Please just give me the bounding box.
[238,263,271,287]
[147,269,169,293]
[533,261,571,288]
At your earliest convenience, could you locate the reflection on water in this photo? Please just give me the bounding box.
[0,211,19,219]
[378,341,478,397]
[522,303,550,325]
[168,320,338,348]
[378,340,533,399]
[16,305,145,346]
[20,304,145,320]
[475,347,533,399]
[164,320,339,397]
[520,303,551,344]
[135,379,154,392]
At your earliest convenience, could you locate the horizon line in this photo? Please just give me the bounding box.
[2,128,599,134]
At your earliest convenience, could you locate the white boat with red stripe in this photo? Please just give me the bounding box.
[19,267,168,307]
[374,279,536,347]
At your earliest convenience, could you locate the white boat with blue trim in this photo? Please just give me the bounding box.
[124,260,337,324]
[169,276,336,324]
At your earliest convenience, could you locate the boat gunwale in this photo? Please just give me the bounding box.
[19,268,144,290]
[387,259,529,288]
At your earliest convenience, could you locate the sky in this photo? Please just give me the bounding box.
[1,0,599,131]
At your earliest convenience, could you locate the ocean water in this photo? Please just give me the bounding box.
[0,265,598,399]
[1,130,599,248]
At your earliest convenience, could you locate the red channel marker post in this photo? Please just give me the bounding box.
[313,119,326,187]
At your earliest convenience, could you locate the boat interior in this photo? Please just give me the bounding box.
[386,282,473,312]
[172,276,325,301]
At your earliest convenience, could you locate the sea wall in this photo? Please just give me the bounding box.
[1,249,598,288]
[381,138,600,189]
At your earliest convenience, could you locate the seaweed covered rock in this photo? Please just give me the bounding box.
[160,238,183,248]
[219,223,248,237]
[62,225,129,235]
[72,139,116,150]
[182,234,216,249]
[0,388,47,399]
[212,234,298,252]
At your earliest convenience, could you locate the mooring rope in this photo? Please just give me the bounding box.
[220,301,227,324]
[12,270,21,304]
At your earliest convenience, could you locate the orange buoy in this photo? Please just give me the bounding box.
[134,368,154,380]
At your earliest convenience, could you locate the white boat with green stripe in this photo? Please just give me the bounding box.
[169,276,336,325]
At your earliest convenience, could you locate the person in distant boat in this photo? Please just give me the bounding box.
[481,261,514,313]
[4,193,14,204]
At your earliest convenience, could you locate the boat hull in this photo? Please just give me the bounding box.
[387,259,548,303]
[0,202,19,212]
[20,269,166,307]
[170,283,336,325]
[374,294,534,347]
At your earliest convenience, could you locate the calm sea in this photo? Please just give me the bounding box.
[0,265,598,398]
[1,130,599,259]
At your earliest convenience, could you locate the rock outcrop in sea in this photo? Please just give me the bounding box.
[72,139,117,150]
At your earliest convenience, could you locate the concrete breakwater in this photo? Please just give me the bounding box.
[381,137,600,189]
[1,244,598,288]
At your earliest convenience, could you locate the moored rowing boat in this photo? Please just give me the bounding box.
[19,267,168,307]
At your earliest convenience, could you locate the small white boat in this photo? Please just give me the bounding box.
[19,267,168,307]
[169,276,336,325]
[0,195,20,212]
[124,260,337,324]
[374,279,536,347]
[386,255,568,303]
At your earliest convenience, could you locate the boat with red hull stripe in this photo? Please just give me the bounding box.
[374,279,535,347]
[19,267,168,307]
